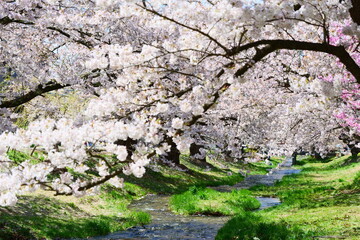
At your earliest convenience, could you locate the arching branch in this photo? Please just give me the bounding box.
[229,40,360,83]
[0,16,34,25]
[0,82,69,108]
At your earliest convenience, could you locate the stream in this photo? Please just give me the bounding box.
[91,157,301,240]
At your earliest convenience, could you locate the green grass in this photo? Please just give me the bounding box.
[250,155,360,208]
[170,187,260,215]
[217,155,360,240]
[0,214,150,240]
[121,167,245,194]
[119,159,242,195]
[216,212,313,240]
[121,155,283,195]
[0,151,283,239]
[0,185,151,240]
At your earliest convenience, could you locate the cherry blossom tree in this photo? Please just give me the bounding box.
[0,0,360,206]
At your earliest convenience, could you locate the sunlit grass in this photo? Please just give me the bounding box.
[218,155,360,239]
[170,187,260,215]
[216,212,313,240]
[260,206,360,239]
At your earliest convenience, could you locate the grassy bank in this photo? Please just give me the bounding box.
[170,187,260,215]
[0,184,151,240]
[0,155,280,239]
[167,156,282,216]
[120,155,283,195]
[216,155,360,240]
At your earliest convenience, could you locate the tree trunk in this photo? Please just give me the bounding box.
[338,131,360,163]
[163,137,191,171]
[166,137,181,165]
[350,147,360,162]
[311,146,323,161]
[291,151,298,165]
[190,143,206,162]
[114,137,137,160]
[314,152,323,161]
[189,142,214,168]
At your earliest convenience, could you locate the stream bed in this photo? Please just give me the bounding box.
[91,157,300,240]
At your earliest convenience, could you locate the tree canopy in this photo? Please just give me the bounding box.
[0,0,359,206]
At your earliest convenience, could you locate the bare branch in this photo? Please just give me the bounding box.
[138,4,230,54]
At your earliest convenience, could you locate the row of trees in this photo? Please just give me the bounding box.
[0,0,359,206]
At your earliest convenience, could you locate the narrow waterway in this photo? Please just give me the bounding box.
[91,157,300,240]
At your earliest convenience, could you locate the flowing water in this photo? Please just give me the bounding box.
[90,157,300,240]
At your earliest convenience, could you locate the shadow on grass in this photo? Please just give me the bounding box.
[121,166,244,195]
[0,212,150,240]
[0,195,83,218]
[0,215,112,239]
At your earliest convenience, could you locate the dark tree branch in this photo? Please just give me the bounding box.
[53,167,123,196]
[0,16,34,25]
[234,45,275,77]
[0,17,93,49]
[47,26,71,38]
[185,46,273,127]
[0,82,69,108]
[55,150,157,195]
[229,40,360,83]
[46,26,93,49]
[350,0,360,25]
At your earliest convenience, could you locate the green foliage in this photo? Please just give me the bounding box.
[170,187,260,215]
[7,149,29,164]
[250,155,360,209]
[216,212,312,240]
[299,155,355,170]
[7,149,45,165]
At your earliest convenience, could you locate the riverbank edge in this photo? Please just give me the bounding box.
[216,155,360,240]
